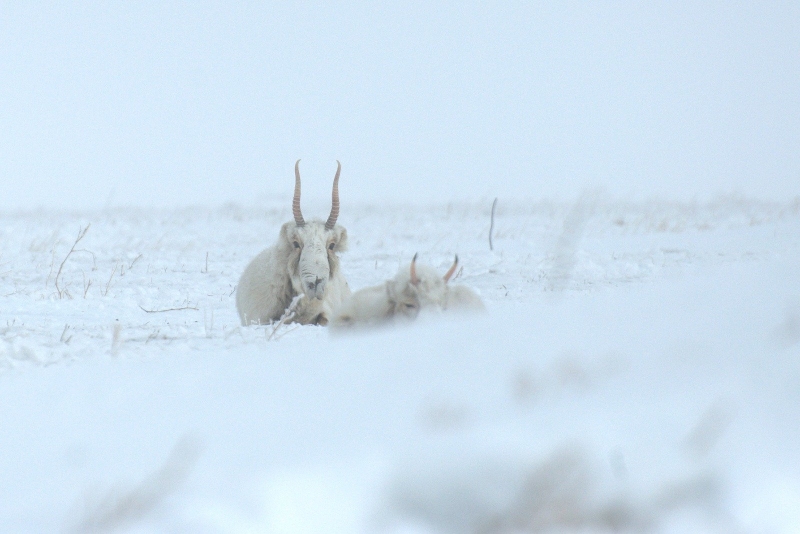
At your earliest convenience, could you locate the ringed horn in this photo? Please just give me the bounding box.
[293,159,305,227]
[443,255,459,282]
[410,254,459,285]
[325,160,342,230]
[292,160,341,229]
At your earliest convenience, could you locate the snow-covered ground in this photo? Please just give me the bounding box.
[1,197,799,533]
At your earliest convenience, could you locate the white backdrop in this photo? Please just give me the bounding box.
[2,2,799,209]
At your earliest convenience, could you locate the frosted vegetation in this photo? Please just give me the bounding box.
[1,196,799,533]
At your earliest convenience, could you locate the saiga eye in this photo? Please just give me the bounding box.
[293,241,301,249]
[328,243,336,250]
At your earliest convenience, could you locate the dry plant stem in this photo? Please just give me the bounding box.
[489,197,498,251]
[103,264,118,296]
[74,437,199,533]
[204,309,214,338]
[55,224,91,298]
[46,247,57,288]
[82,271,92,298]
[111,323,122,355]
[273,323,300,341]
[268,294,303,340]
[145,329,161,343]
[128,253,143,270]
[60,324,70,343]
[138,305,199,314]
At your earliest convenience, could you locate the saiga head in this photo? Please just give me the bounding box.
[281,160,348,300]
[389,254,459,318]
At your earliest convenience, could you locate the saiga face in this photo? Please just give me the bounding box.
[282,221,348,300]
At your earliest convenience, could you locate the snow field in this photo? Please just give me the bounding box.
[1,197,799,532]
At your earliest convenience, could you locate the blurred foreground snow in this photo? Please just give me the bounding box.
[1,198,799,533]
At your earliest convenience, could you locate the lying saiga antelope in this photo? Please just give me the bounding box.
[236,160,350,326]
[330,254,484,330]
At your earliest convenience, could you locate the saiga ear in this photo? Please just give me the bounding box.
[280,222,297,247]
[335,227,349,252]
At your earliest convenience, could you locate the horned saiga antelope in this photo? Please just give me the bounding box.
[236,160,350,326]
[331,254,484,330]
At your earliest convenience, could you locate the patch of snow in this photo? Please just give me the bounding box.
[0,198,798,532]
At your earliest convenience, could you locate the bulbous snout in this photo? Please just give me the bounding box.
[298,239,332,300]
[304,276,327,300]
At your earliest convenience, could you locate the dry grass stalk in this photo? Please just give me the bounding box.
[110,323,122,355]
[60,324,72,344]
[55,225,91,299]
[73,438,200,533]
[128,253,143,271]
[82,272,92,298]
[138,303,199,314]
[102,264,118,296]
[204,309,214,338]
[267,294,303,340]
[489,197,498,251]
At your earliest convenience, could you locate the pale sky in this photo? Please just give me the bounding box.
[2,2,798,209]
